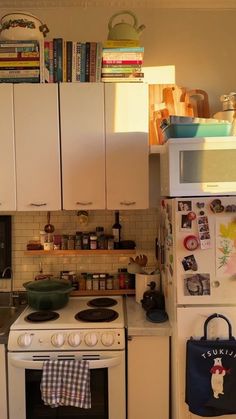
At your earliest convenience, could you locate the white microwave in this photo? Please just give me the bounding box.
[160,136,236,197]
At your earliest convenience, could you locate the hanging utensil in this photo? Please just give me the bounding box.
[44,211,55,234]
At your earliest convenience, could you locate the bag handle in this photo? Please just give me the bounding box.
[201,313,235,341]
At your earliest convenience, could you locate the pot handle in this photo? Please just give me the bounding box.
[39,23,49,37]
[108,10,138,31]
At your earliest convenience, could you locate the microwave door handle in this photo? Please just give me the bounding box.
[9,356,122,370]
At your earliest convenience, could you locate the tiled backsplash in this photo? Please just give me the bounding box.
[0,209,158,291]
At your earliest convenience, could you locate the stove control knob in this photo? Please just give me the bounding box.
[68,332,81,347]
[17,333,33,347]
[84,332,98,347]
[51,333,65,348]
[101,332,115,347]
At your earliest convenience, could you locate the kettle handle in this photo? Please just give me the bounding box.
[108,10,138,31]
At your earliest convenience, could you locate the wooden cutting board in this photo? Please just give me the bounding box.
[183,89,210,118]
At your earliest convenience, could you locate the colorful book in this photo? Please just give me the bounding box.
[0,61,40,67]
[103,47,144,53]
[56,38,63,82]
[80,42,86,82]
[85,42,90,82]
[101,66,142,73]
[101,73,144,78]
[0,77,39,83]
[0,69,40,76]
[62,39,67,82]
[89,41,97,82]
[66,40,72,82]
[102,63,143,68]
[101,78,143,83]
[102,60,143,65]
[103,40,140,48]
[102,52,144,61]
[0,51,40,59]
[71,41,77,82]
[95,42,103,82]
[76,42,82,82]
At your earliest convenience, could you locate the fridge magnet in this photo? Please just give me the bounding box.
[197,215,212,250]
[210,199,224,213]
[178,200,192,211]
[216,217,236,277]
[183,235,199,251]
[225,204,236,212]
[196,202,205,209]
[183,273,210,296]
[182,255,198,271]
[181,214,192,230]
[187,211,196,221]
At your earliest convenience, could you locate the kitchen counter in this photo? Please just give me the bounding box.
[124,296,171,337]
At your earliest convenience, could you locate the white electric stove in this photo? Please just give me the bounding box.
[8,296,125,351]
[8,296,126,419]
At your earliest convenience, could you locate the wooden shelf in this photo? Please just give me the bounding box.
[25,249,136,256]
[71,289,135,296]
[149,144,164,154]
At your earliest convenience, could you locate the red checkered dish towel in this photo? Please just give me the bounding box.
[40,359,91,408]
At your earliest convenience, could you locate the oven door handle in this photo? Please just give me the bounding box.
[9,356,122,370]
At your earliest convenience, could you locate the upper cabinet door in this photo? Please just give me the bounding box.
[14,84,61,211]
[105,83,149,210]
[0,84,16,211]
[60,83,105,210]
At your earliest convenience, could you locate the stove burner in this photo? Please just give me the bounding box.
[25,311,60,323]
[75,308,119,322]
[88,297,118,308]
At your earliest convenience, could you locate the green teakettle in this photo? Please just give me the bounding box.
[107,10,145,40]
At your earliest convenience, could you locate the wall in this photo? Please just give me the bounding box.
[0,5,235,113]
[0,209,158,290]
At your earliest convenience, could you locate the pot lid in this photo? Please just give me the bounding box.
[23,278,72,292]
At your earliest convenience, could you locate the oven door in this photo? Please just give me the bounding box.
[8,351,126,419]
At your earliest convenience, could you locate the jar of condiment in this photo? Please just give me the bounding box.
[86,273,93,290]
[82,233,90,250]
[90,234,97,250]
[68,235,75,250]
[118,268,127,289]
[75,231,83,249]
[61,235,68,250]
[97,234,107,250]
[106,276,113,290]
[96,226,104,238]
[107,234,114,250]
[92,274,99,290]
[78,273,86,290]
[99,273,106,290]
[113,274,120,290]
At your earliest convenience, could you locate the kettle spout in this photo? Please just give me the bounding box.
[137,24,146,34]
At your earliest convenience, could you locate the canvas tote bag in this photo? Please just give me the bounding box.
[185,313,236,417]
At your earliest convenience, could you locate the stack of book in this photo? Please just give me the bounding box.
[44,39,103,83]
[101,40,144,83]
[0,40,42,83]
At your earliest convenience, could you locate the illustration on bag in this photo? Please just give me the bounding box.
[210,357,230,399]
[186,313,236,417]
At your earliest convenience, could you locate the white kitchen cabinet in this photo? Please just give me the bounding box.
[60,83,106,210]
[105,83,149,210]
[0,84,16,211]
[128,335,169,419]
[14,84,61,211]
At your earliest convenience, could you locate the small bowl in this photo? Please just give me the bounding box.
[146,309,168,323]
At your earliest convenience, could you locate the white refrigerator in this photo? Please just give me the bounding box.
[160,196,236,419]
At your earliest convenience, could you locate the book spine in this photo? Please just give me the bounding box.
[102,60,143,65]
[0,61,40,67]
[102,47,144,53]
[0,40,39,47]
[0,51,40,59]
[102,40,140,48]
[101,78,143,83]
[89,41,97,82]
[39,39,45,83]
[48,40,54,83]
[102,52,143,60]
[53,38,58,82]
[101,66,142,73]
[95,42,103,82]
[102,63,142,68]
[85,42,90,82]
[0,69,40,77]
[71,41,77,82]
[66,41,72,82]
[80,42,86,82]
[62,39,67,82]
[0,77,39,83]
[76,42,82,82]
[56,38,63,82]
[101,73,144,78]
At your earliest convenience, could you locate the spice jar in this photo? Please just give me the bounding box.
[82,233,90,250]
[75,231,83,249]
[92,274,99,290]
[106,276,113,290]
[68,235,75,250]
[118,268,128,289]
[78,273,86,291]
[99,273,106,290]
[61,235,68,250]
[107,234,114,250]
[86,273,93,290]
[90,234,97,250]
